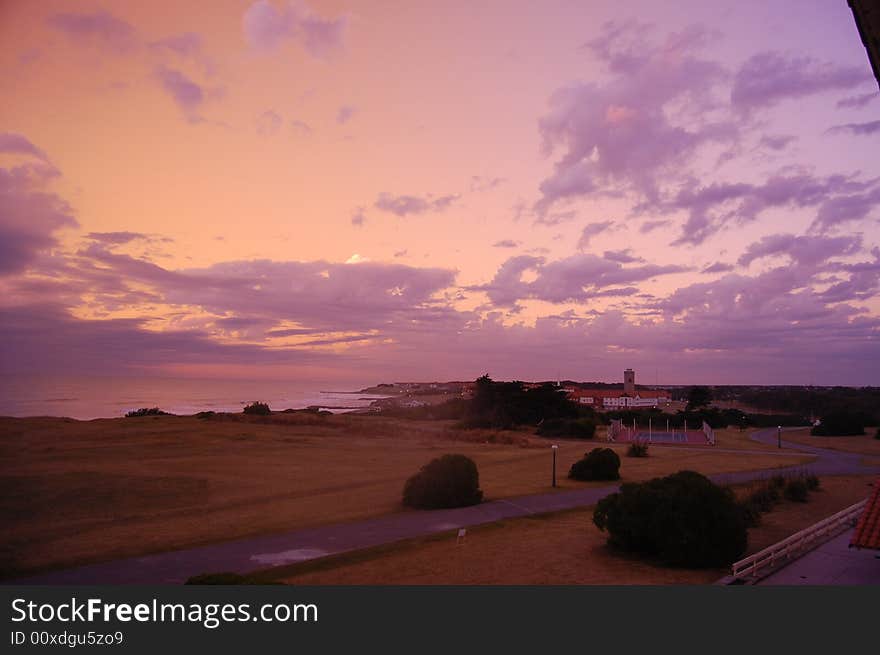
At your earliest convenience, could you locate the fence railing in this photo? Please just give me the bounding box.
[730,499,866,580]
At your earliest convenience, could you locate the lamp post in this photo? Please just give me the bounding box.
[552,444,558,488]
[777,425,782,449]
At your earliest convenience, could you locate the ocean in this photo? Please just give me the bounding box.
[0,375,390,420]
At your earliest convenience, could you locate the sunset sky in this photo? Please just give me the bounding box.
[1,0,879,386]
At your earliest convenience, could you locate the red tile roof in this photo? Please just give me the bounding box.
[850,479,880,550]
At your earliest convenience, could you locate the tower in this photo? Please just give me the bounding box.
[624,368,635,395]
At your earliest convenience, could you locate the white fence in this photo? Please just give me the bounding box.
[730,499,866,580]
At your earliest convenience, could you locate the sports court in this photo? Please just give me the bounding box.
[608,420,715,445]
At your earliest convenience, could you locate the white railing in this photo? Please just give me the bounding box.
[730,499,866,580]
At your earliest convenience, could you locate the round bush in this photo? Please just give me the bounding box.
[593,470,747,568]
[568,447,620,481]
[784,477,809,502]
[402,454,483,509]
[243,401,271,415]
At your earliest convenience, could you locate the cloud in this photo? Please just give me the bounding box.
[336,105,356,125]
[476,253,686,306]
[737,234,862,268]
[290,119,313,135]
[826,120,880,136]
[603,249,644,264]
[536,22,731,213]
[492,240,520,249]
[639,219,671,234]
[731,51,870,112]
[85,232,168,246]
[149,32,202,59]
[256,109,283,136]
[154,66,206,121]
[702,262,734,274]
[243,1,347,58]
[470,176,506,192]
[810,185,880,232]
[393,250,408,258]
[836,92,878,109]
[0,133,51,163]
[668,172,880,245]
[351,207,366,227]
[46,9,137,53]
[576,220,614,250]
[374,192,459,217]
[0,159,77,276]
[758,134,797,151]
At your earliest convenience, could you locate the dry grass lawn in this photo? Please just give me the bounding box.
[0,414,813,578]
[780,427,880,456]
[271,474,876,585]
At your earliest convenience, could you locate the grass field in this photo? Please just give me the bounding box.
[267,474,876,585]
[0,414,814,578]
[780,427,880,456]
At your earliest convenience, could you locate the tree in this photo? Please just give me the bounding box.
[686,386,712,411]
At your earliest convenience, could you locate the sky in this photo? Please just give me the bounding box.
[1,0,879,386]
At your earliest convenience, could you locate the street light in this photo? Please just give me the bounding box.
[551,444,559,488]
[777,425,782,449]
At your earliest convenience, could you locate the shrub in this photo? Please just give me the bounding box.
[568,448,621,481]
[125,407,169,417]
[626,440,649,458]
[402,454,483,509]
[243,401,271,416]
[770,475,786,489]
[875,428,879,440]
[784,477,809,502]
[737,500,762,528]
[536,418,596,439]
[593,470,747,568]
[196,411,216,419]
[748,484,781,512]
[804,474,820,490]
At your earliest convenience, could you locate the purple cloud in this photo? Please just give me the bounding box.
[639,219,671,234]
[0,133,50,162]
[576,220,614,250]
[492,240,520,249]
[737,234,862,268]
[290,119,313,135]
[374,192,458,217]
[669,172,880,245]
[476,253,686,306]
[336,105,356,125]
[46,9,136,53]
[536,22,731,212]
[149,32,202,58]
[603,249,643,264]
[0,162,77,275]
[731,51,870,112]
[702,262,734,274]
[826,120,880,136]
[243,1,347,58]
[155,66,205,120]
[351,207,366,227]
[836,92,878,109]
[256,109,283,136]
[810,185,880,232]
[758,134,797,151]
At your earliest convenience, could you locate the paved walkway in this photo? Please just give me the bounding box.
[756,529,880,585]
[10,427,880,584]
